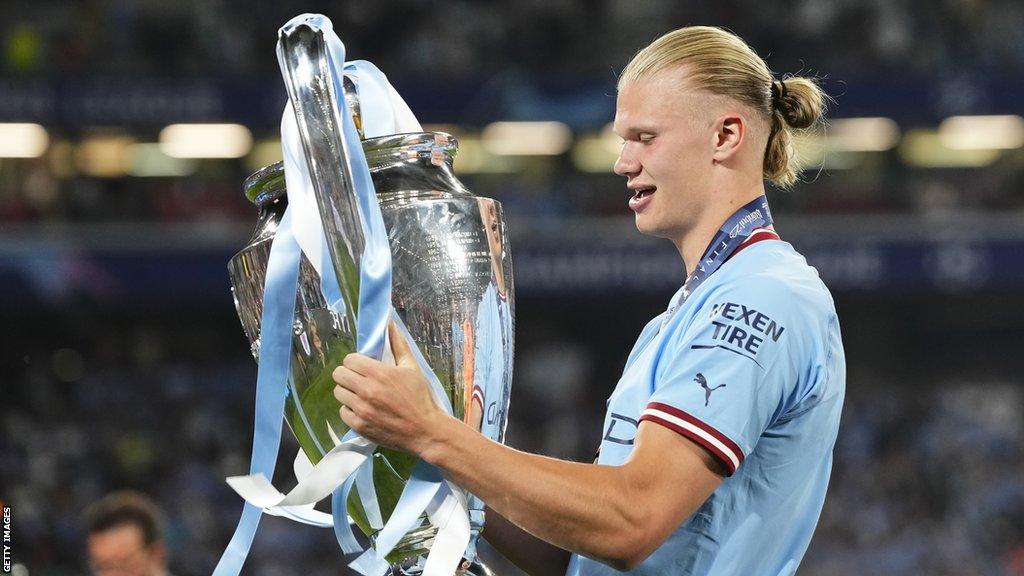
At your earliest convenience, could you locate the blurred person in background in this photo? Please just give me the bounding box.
[85,490,172,576]
[333,26,844,575]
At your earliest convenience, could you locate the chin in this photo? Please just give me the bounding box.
[635,219,684,247]
[634,217,668,238]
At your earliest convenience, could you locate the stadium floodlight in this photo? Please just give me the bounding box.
[569,123,620,172]
[448,135,518,173]
[127,143,198,177]
[159,123,254,159]
[0,123,49,158]
[482,121,573,156]
[779,117,898,171]
[245,139,284,172]
[76,135,135,177]
[938,115,1024,150]
[825,117,901,152]
[899,129,1002,168]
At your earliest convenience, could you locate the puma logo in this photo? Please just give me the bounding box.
[695,373,726,407]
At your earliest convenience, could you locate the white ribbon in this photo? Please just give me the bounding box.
[227,436,375,510]
[423,485,472,576]
[286,59,421,283]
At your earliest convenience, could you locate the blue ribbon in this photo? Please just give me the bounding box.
[316,429,366,554]
[218,14,467,575]
[333,50,462,576]
[319,23,462,573]
[332,466,364,553]
[352,460,445,570]
[319,236,346,314]
[213,209,301,576]
[672,195,773,310]
[316,20,395,567]
[344,311,459,570]
[355,455,384,529]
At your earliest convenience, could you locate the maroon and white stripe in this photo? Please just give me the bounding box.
[727,227,780,262]
[639,402,744,475]
[471,384,485,406]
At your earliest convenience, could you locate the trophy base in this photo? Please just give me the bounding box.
[388,557,494,576]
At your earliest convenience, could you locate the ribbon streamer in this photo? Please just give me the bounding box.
[212,207,301,575]
[217,12,471,576]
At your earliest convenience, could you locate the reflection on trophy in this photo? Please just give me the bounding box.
[226,21,514,570]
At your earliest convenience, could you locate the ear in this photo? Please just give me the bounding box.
[711,114,746,164]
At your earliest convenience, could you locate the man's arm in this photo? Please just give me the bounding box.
[481,506,571,576]
[333,323,725,570]
[423,417,721,570]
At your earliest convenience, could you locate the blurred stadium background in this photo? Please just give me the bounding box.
[2,1,1023,574]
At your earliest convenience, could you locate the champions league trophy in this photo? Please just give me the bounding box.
[225,16,513,575]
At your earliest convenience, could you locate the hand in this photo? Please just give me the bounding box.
[332,321,450,456]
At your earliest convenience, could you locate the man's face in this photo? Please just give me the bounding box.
[88,524,164,576]
[613,68,716,242]
[481,199,502,256]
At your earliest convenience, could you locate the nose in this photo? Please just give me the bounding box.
[613,142,640,178]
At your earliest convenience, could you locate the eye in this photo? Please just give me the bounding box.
[638,133,655,144]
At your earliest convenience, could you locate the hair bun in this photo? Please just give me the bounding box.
[771,77,823,130]
[764,75,828,188]
[771,80,787,110]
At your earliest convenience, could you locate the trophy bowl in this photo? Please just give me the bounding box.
[228,132,514,562]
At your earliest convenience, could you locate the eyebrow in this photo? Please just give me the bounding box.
[615,125,659,139]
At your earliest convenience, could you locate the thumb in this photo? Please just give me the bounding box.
[388,320,417,367]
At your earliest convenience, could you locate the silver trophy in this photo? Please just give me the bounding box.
[227,21,513,572]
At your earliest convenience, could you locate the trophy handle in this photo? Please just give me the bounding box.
[277,18,364,321]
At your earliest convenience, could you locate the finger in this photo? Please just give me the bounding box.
[341,352,380,378]
[388,320,417,367]
[332,364,368,394]
[333,383,365,412]
[339,403,362,431]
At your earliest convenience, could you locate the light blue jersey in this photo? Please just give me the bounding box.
[567,238,845,576]
[468,280,514,536]
[473,279,513,442]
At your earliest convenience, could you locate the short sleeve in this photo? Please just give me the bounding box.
[640,278,803,475]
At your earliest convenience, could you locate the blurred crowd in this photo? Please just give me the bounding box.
[0,0,1023,225]
[4,0,1024,79]
[3,306,1023,575]
[2,158,1023,226]
[805,386,1024,576]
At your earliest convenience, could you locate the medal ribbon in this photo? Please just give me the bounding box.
[665,195,774,319]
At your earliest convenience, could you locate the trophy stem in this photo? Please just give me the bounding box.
[277,23,365,323]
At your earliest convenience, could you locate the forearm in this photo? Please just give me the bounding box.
[421,418,646,567]
[333,326,719,569]
[482,506,571,576]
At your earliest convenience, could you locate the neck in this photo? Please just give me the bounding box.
[675,186,766,278]
[675,227,712,279]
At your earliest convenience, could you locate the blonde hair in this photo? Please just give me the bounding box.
[619,26,827,189]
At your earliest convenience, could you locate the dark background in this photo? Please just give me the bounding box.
[2,1,1023,575]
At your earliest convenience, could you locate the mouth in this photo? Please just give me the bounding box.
[630,186,656,201]
[628,185,657,212]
